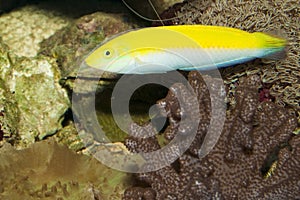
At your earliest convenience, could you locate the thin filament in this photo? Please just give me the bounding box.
[121,0,184,23]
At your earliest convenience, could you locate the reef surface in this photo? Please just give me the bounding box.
[123,71,299,199]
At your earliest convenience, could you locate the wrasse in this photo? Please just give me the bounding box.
[83,25,286,74]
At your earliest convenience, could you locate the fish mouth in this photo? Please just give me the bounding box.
[77,61,120,79]
[76,61,102,78]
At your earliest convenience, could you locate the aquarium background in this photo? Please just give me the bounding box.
[0,0,299,199]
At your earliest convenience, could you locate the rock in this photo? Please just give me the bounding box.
[54,121,84,152]
[0,4,69,57]
[0,40,20,146]
[0,39,69,147]
[39,11,141,79]
[0,78,19,145]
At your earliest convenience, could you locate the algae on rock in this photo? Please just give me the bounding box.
[0,39,20,145]
[0,78,19,145]
[0,39,69,147]
[54,121,85,152]
[7,56,69,146]
[0,5,69,57]
[39,11,141,79]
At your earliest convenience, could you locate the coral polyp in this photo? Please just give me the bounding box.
[123,71,299,199]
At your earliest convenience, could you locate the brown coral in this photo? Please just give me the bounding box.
[257,134,300,199]
[123,71,299,199]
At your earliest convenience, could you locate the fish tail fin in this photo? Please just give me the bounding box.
[261,46,287,60]
[253,32,287,48]
[252,31,288,60]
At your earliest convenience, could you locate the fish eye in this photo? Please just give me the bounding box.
[103,49,113,58]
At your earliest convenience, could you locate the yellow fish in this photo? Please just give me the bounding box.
[83,25,286,74]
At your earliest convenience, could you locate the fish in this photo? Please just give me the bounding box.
[82,25,286,74]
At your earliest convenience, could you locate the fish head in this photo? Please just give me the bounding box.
[83,36,136,74]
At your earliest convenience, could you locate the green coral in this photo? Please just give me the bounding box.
[0,139,133,199]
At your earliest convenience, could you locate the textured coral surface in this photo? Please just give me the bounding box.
[123,72,299,199]
[157,0,300,126]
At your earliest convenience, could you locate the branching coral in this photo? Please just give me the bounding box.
[122,71,299,199]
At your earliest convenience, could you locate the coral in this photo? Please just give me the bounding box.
[251,134,300,199]
[156,71,225,157]
[0,139,133,199]
[122,71,299,199]
[157,0,300,128]
[123,187,156,200]
[259,88,275,102]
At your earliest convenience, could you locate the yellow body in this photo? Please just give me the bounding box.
[84,25,286,74]
[162,25,285,48]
